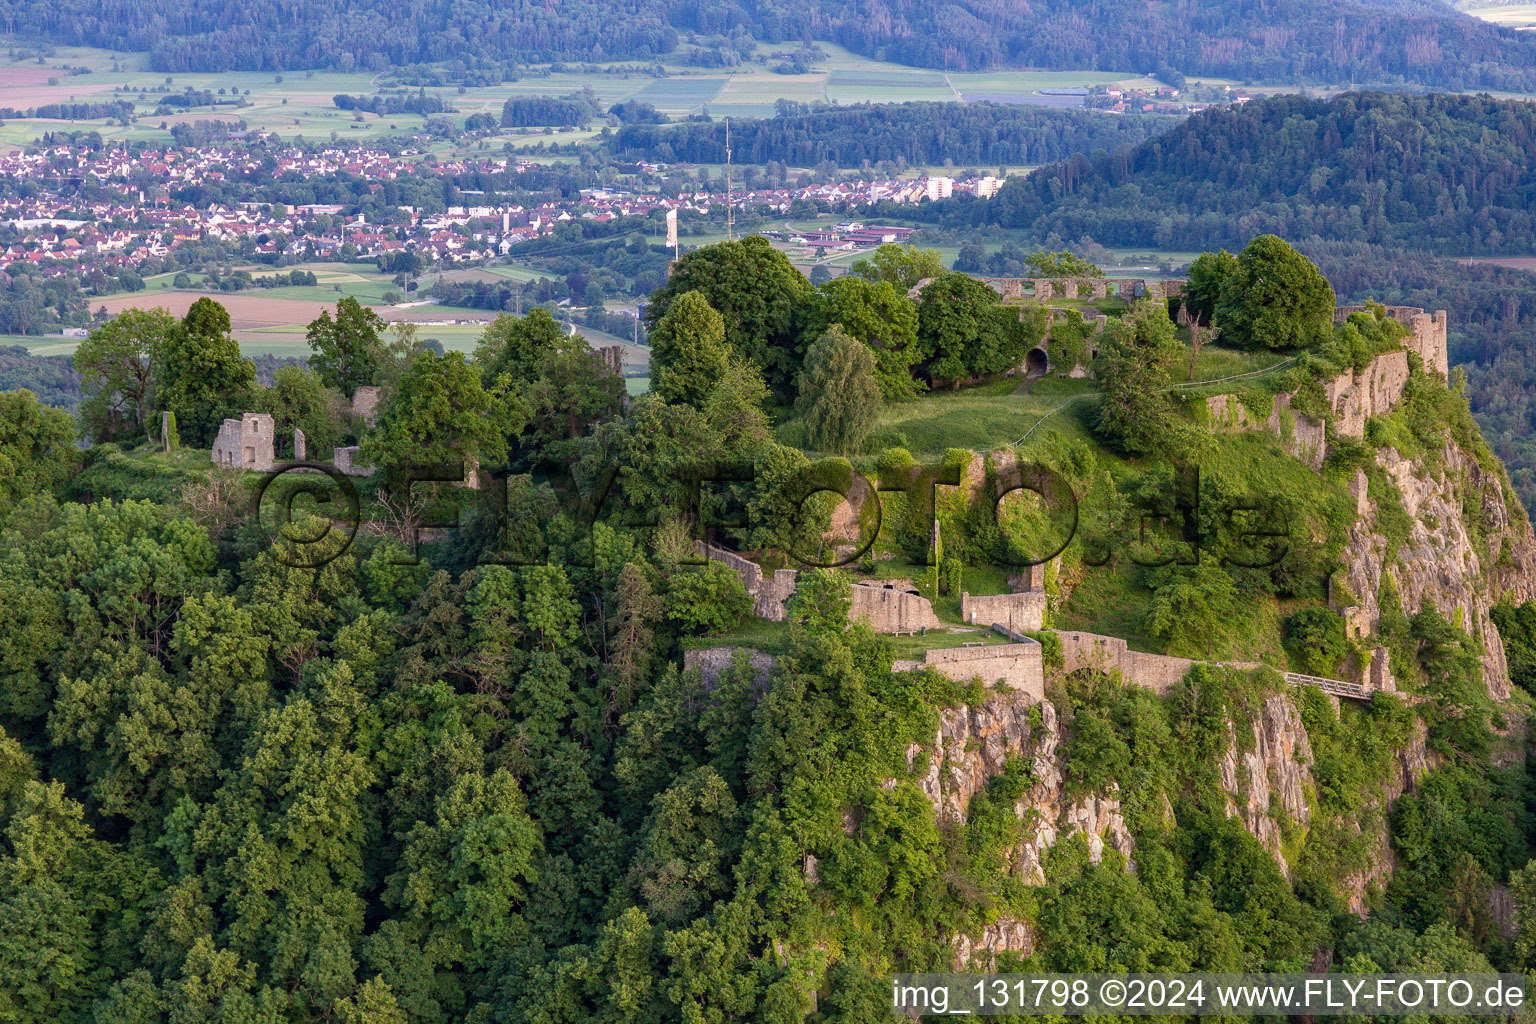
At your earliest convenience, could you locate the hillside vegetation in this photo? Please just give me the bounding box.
[5,239,1536,1021]
[936,92,1536,255]
[4,0,1536,88]
[611,103,1173,171]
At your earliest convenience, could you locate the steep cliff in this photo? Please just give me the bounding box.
[910,696,1136,885]
[1336,436,1536,700]
[924,683,1436,959]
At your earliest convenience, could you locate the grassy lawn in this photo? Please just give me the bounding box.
[1057,562,1159,651]
[1182,342,1292,382]
[886,628,1012,658]
[870,382,1072,456]
[679,616,793,655]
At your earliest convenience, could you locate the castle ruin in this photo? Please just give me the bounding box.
[598,345,624,378]
[978,277,1179,303]
[1333,305,1448,376]
[210,413,275,471]
[350,386,382,427]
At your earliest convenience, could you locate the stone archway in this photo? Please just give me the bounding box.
[1024,346,1049,378]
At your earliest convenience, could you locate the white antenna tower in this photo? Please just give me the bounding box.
[725,117,733,242]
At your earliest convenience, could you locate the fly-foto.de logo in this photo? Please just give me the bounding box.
[251,458,1290,574]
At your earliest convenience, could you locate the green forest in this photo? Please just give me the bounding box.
[5,236,1536,1021]
[611,104,1172,170]
[931,92,1536,256]
[7,0,1536,90]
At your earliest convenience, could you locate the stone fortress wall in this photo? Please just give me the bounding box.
[977,277,1185,302]
[1055,630,1389,701]
[1334,305,1449,376]
[896,639,1046,698]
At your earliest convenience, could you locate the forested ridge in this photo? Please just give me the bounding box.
[4,238,1536,1020]
[934,92,1536,255]
[4,0,1536,88]
[611,103,1173,170]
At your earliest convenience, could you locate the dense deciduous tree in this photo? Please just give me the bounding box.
[915,272,1044,386]
[154,298,256,447]
[258,364,343,457]
[0,389,77,505]
[306,297,385,395]
[645,238,812,394]
[795,327,882,456]
[74,308,175,442]
[1091,298,1200,458]
[363,350,528,476]
[647,292,732,408]
[1184,249,1236,327]
[1215,235,1335,351]
[848,243,945,293]
[473,308,568,385]
[800,276,922,398]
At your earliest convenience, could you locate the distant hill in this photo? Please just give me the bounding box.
[946,91,1536,256]
[5,0,1536,89]
[611,103,1173,170]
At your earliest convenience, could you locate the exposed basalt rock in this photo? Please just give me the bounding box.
[911,694,1133,888]
[955,918,1037,970]
[1220,694,1314,879]
[1338,440,1536,700]
[922,684,1437,956]
[911,694,1055,823]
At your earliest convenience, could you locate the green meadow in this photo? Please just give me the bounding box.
[0,35,1169,154]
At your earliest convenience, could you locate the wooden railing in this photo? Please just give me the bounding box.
[1283,672,1372,701]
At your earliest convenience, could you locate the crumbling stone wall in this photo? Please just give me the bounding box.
[334,445,374,477]
[849,582,942,632]
[982,278,1027,301]
[1333,305,1449,376]
[978,277,1183,305]
[1204,391,1326,470]
[1323,350,1410,439]
[695,542,797,620]
[1055,630,1259,694]
[599,345,624,377]
[351,386,382,427]
[1408,310,1449,376]
[961,591,1047,633]
[683,646,776,688]
[907,642,1045,697]
[210,413,275,471]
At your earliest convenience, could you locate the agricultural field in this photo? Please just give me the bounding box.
[823,69,956,105]
[710,71,824,118]
[140,262,407,304]
[630,77,725,114]
[0,35,1173,154]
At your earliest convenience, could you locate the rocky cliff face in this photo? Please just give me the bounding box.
[923,684,1434,958]
[1336,438,1536,700]
[910,696,1135,888]
[1220,694,1313,878]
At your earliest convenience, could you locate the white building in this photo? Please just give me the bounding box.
[925,176,954,201]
